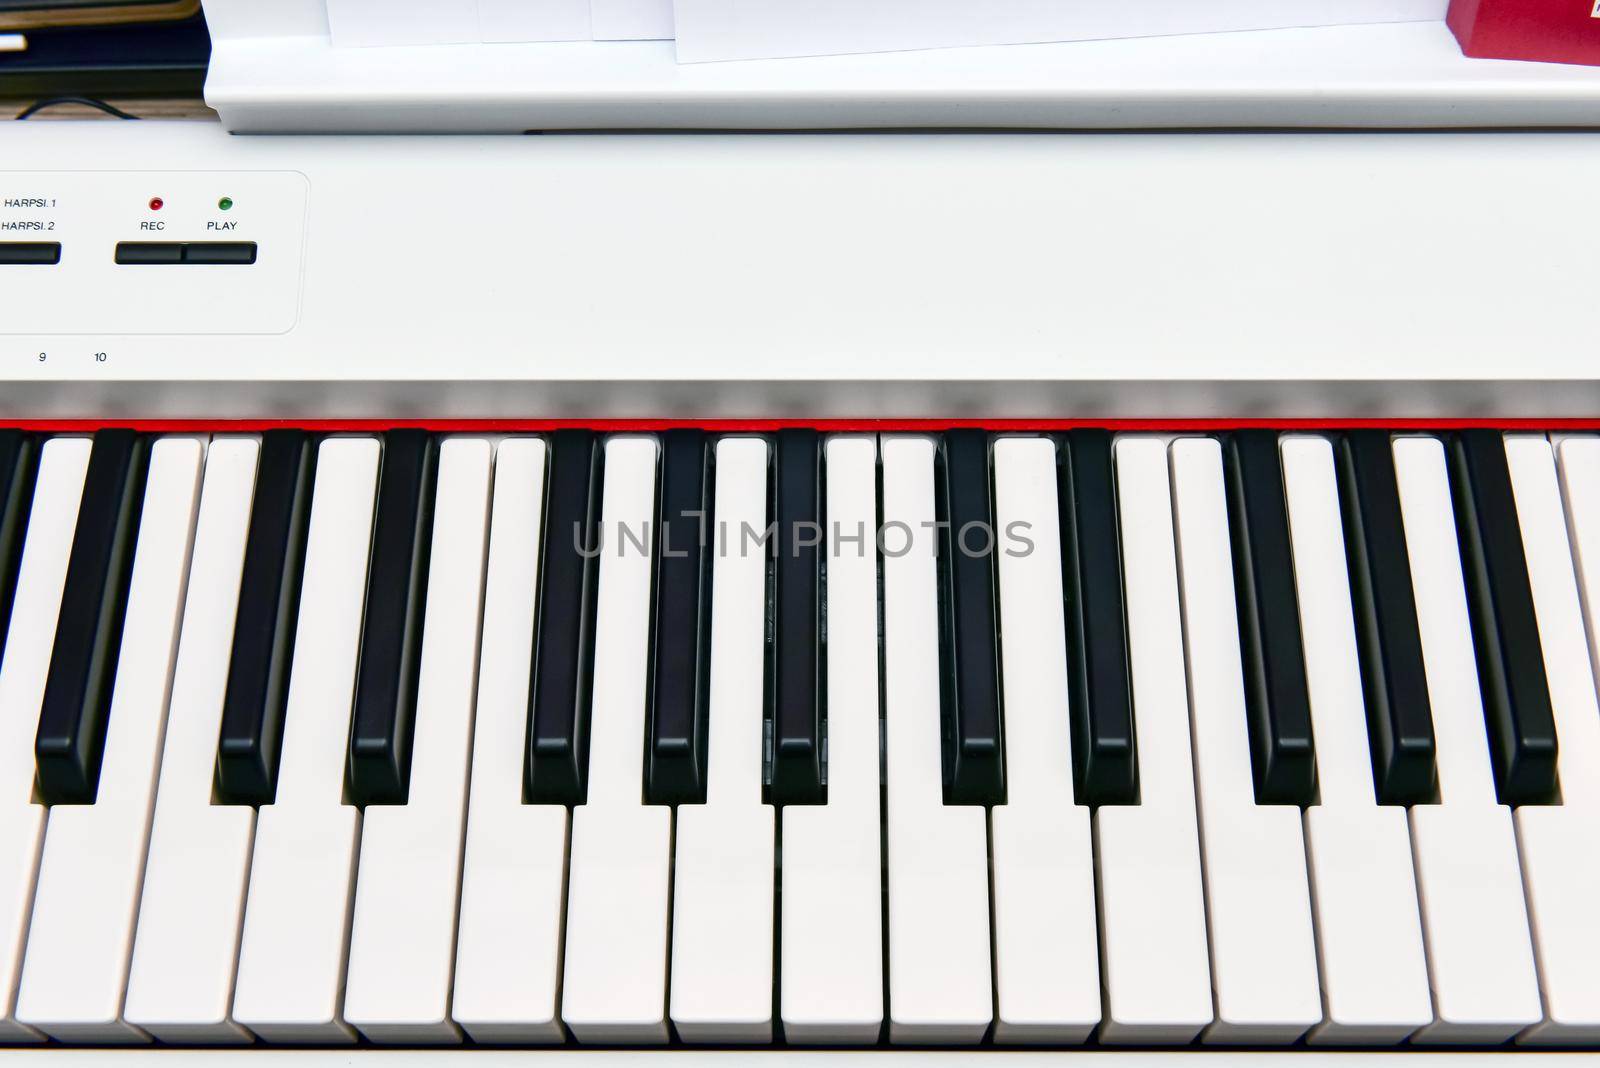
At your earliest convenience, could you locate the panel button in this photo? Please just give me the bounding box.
[0,243,60,266]
[115,243,184,265]
[184,243,258,265]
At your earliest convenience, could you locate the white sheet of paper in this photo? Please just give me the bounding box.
[328,0,478,46]
[479,0,592,41]
[592,0,673,40]
[672,0,1443,62]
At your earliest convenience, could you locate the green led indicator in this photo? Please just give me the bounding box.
[218,196,234,211]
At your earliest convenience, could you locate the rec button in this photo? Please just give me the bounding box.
[115,242,184,264]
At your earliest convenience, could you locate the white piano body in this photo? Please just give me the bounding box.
[2,122,1600,420]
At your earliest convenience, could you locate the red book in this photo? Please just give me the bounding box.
[1448,0,1600,66]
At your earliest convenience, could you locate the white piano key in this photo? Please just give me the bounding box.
[1505,434,1600,1044]
[987,436,1099,1043]
[1096,436,1212,1045]
[669,437,773,1043]
[451,438,566,1044]
[344,438,492,1044]
[560,437,670,1044]
[880,435,992,1044]
[780,435,883,1044]
[1392,435,1542,1043]
[0,436,90,1043]
[124,437,259,1043]
[17,436,205,1043]
[1279,435,1433,1044]
[231,437,381,1043]
[1168,437,1320,1044]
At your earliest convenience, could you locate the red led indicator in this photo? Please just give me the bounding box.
[148,197,164,211]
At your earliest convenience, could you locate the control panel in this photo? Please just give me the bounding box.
[0,171,307,335]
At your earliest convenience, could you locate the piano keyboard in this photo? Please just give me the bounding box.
[0,423,1596,1050]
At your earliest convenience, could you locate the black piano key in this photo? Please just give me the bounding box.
[645,429,714,806]
[1449,429,1559,805]
[1224,430,1318,807]
[525,430,604,805]
[1059,430,1137,806]
[935,429,1005,806]
[0,431,39,666]
[770,428,825,805]
[1336,431,1438,805]
[215,430,316,806]
[35,429,150,805]
[346,430,438,807]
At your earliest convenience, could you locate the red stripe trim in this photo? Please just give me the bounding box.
[4,417,1600,433]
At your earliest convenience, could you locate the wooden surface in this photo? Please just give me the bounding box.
[0,1,200,32]
[2,95,215,119]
